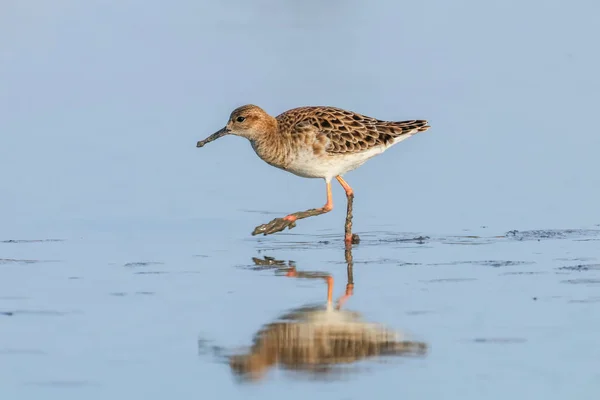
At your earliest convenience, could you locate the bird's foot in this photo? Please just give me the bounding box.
[252,215,297,236]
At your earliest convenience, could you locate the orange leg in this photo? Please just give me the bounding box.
[284,269,334,306]
[282,181,333,222]
[336,283,354,310]
[336,176,354,196]
[251,181,335,236]
[326,276,334,306]
[337,244,355,309]
[336,176,357,245]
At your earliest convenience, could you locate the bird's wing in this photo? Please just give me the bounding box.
[276,106,429,154]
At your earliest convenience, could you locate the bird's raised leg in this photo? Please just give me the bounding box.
[252,181,333,236]
[336,176,360,245]
[281,268,334,307]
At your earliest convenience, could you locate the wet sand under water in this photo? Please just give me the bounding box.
[1,222,600,399]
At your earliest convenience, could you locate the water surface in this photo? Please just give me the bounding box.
[2,0,600,399]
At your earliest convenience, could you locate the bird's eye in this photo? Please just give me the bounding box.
[236,116,246,123]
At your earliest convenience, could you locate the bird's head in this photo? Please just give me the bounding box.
[197,104,276,148]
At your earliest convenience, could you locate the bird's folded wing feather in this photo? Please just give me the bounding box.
[276,106,429,154]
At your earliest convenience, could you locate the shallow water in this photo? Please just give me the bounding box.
[2,0,600,399]
[2,222,600,398]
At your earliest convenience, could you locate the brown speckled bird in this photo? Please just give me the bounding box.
[197,105,430,243]
[228,304,427,381]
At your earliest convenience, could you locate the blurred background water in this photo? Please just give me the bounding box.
[1,1,599,399]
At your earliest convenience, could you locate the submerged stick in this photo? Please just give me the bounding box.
[344,192,360,245]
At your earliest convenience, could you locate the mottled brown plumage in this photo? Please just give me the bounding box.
[229,305,427,381]
[277,106,430,155]
[196,104,431,241]
[198,104,429,181]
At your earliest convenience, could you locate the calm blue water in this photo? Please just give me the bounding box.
[2,1,600,399]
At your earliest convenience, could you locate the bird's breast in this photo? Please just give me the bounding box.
[250,139,293,170]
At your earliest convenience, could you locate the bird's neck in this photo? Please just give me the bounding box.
[249,119,291,168]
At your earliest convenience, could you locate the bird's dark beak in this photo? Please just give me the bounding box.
[196,127,229,148]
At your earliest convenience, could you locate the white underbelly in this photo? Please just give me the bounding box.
[285,146,387,180]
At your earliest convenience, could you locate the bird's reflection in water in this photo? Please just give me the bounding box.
[228,245,427,382]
